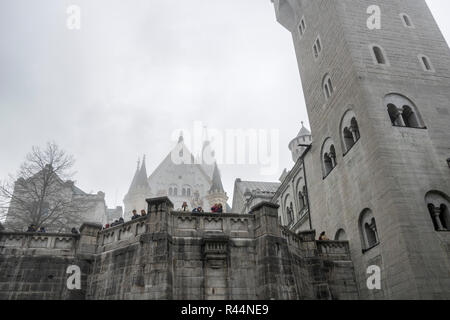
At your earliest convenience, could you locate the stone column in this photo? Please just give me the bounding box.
[252,202,297,300]
[395,110,406,126]
[78,222,102,254]
[146,196,174,233]
[431,207,444,231]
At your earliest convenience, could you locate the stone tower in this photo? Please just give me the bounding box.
[289,121,312,162]
[205,162,229,212]
[273,0,450,299]
[123,156,152,219]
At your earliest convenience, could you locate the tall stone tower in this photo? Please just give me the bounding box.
[273,0,450,299]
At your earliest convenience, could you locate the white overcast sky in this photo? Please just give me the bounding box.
[1,0,449,208]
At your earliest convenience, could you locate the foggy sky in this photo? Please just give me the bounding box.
[1,0,449,208]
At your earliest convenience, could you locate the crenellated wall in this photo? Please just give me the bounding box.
[0,197,359,300]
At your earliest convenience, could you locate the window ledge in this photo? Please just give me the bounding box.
[362,242,380,254]
[392,124,427,130]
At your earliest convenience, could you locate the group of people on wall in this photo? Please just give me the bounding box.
[103,209,147,229]
[101,202,227,230]
[179,201,224,213]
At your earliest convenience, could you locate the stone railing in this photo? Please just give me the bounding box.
[171,211,255,238]
[0,231,78,253]
[97,216,148,251]
[316,240,351,258]
[280,227,317,257]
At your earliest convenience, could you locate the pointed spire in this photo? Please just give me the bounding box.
[137,154,149,186]
[209,162,225,194]
[297,121,311,137]
[127,156,150,194]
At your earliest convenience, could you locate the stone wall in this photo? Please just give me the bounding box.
[0,197,359,300]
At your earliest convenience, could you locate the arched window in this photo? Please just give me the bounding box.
[182,188,186,196]
[400,13,414,28]
[174,187,178,196]
[290,202,294,221]
[187,188,191,197]
[169,187,173,196]
[425,191,450,231]
[298,191,305,211]
[283,194,293,225]
[418,54,434,72]
[323,74,334,100]
[340,110,361,153]
[321,138,337,178]
[370,45,388,65]
[384,94,425,128]
[359,209,379,251]
[335,229,347,241]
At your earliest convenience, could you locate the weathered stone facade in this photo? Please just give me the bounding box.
[272,0,450,299]
[0,197,358,300]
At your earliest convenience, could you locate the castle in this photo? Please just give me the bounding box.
[123,133,230,220]
[0,0,449,300]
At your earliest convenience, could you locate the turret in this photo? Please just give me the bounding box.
[288,122,312,163]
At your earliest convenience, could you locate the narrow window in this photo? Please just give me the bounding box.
[169,187,173,196]
[313,37,322,59]
[372,45,386,65]
[419,55,434,72]
[299,17,306,36]
[323,75,333,100]
[400,13,414,28]
[316,38,322,52]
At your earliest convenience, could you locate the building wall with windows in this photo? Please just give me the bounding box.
[273,0,450,299]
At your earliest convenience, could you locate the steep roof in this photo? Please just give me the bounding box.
[236,180,281,194]
[296,121,311,137]
[127,157,150,194]
[209,162,225,194]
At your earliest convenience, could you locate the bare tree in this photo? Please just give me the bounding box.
[0,142,94,232]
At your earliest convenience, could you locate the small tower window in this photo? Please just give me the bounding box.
[400,13,414,28]
[323,74,334,100]
[418,54,434,72]
[321,138,337,178]
[359,209,379,251]
[169,187,173,196]
[299,17,306,36]
[371,45,387,65]
[313,36,322,59]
